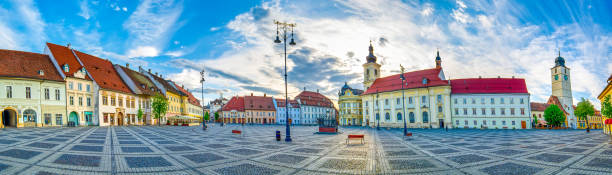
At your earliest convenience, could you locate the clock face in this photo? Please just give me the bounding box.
[564,75,568,80]
[555,75,559,80]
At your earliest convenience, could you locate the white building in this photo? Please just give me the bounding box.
[450,78,531,129]
[273,98,300,125]
[295,90,335,125]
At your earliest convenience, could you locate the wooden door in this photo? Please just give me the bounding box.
[521,121,526,129]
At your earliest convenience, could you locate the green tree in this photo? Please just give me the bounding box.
[602,95,612,119]
[214,112,219,122]
[137,108,144,125]
[204,111,210,121]
[533,114,539,127]
[151,94,169,126]
[575,98,595,132]
[544,104,565,127]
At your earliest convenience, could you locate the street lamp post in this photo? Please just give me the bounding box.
[274,20,296,142]
[376,89,380,130]
[201,70,206,130]
[400,65,407,136]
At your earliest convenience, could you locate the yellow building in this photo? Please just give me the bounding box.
[173,82,203,119]
[576,110,603,129]
[146,73,182,124]
[338,82,363,126]
[359,43,452,128]
[598,74,612,134]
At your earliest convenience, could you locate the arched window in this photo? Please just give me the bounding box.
[23,109,37,122]
[397,113,402,121]
[438,106,443,112]
[409,112,415,123]
[437,95,442,102]
[375,113,380,120]
[385,113,390,120]
[422,112,429,123]
[374,69,378,75]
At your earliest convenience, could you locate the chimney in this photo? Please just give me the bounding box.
[182,85,184,88]
[155,72,158,76]
[138,66,142,71]
[303,87,306,91]
[317,89,319,93]
[126,63,129,68]
[264,93,266,97]
[512,76,515,79]
[251,93,253,96]
[497,76,501,78]
[148,69,151,73]
[478,76,481,79]
[67,43,71,49]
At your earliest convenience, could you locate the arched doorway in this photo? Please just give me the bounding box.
[23,109,37,127]
[409,112,415,123]
[117,112,124,126]
[2,109,17,127]
[69,112,79,126]
[422,112,429,123]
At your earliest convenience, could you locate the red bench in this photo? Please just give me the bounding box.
[232,130,242,135]
[346,134,365,144]
[404,132,413,140]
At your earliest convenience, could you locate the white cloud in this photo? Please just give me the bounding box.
[0,23,19,49]
[127,46,159,58]
[210,26,220,31]
[123,0,183,50]
[78,0,91,20]
[421,4,433,16]
[122,7,127,12]
[0,0,46,51]
[165,50,184,57]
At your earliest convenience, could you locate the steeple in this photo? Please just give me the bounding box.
[555,49,565,67]
[366,40,377,63]
[435,49,442,69]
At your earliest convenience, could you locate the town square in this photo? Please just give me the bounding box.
[1,0,612,174]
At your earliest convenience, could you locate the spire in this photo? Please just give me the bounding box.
[366,40,377,63]
[435,49,442,68]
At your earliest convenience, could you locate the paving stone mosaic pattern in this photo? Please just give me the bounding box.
[0,125,610,174]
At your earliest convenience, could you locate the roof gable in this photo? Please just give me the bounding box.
[74,50,132,94]
[46,43,86,79]
[222,96,244,111]
[119,65,161,96]
[172,82,201,107]
[244,95,275,111]
[296,91,333,107]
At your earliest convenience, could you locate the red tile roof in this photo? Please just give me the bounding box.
[530,102,549,111]
[245,95,275,111]
[0,49,63,82]
[222,96,244,111]
[172,82,201,107]
[451,78,528,94]
[74,50,133,94]
[118,65,161,96]
[363,68,448,95]
[547,96,569,115]
[275,98,300,108]
[295,91,334,107]
[149,74,181,95]
[46,43,90,80]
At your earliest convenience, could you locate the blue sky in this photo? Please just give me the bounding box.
[1,0,611,108]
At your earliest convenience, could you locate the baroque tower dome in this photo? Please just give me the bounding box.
[366,41,377,63]
[555,51,565,67]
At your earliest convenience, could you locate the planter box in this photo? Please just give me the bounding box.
[319,127,336,133]
[182,124,188,126]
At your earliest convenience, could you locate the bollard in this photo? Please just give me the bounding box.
[276,130,281,141]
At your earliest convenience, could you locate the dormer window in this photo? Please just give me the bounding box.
[38,70,44,75]
[81,68,86,74]
[63,64,69,72]
[422,78,428,84]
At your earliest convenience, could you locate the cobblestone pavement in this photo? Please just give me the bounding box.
[0,125,611,174]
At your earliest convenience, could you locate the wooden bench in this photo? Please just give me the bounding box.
[232,130,242,135]
[346,134,365,144]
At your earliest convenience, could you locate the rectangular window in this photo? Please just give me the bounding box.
[86,84,91,92]
[472,108,476,115]
[463,98,466,104]
[44,113,52,125]
[70,96,74,105]
[512,121,515,125]
[454,98,457,104]
[482,108,486,115]
[44,88,50,100]
[437,95,442,102]
[472,98,475,104]
[6,86,11,98]
[520,108,525,115]
[55,114,63,125]
[491,98,495,104]
[456,120,459,125]
[79,97,83,106]
[25,87,31,99]
[510,108,515,115]
[55,89,60,100]
[510,98,514,104]
[78,83,82,91]
[104,113,108,123]
[119,97,123,107]
[111,96,116,106]
[481,98,484,104]
[409,97,413,104]
[491,108,496,115]
[492,120,496,125]
[396,98,400,105]
[69,82,73,90]
[455,108,458,115]
[473,120,477,125]
[103,95,108,105]
[422,96,427,103]
[501,98,505,104]
[483,120,487,125]
[501,108,506,115]
[385,99,389,105]
[520,98,524,104]
[463,108,467,115]
[464,120,468,125]
[87,97,91,106]
[502,121,506,125]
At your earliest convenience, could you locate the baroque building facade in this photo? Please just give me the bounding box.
[338,82,363,126]
[273,98,300,125]
[295,90,336,125]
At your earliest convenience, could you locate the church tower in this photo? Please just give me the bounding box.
[435,49,442,69]
[551,51,575,128]
[363,41,381,90]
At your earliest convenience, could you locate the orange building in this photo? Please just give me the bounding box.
[244,94,276,124]
[221,96,244,123]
